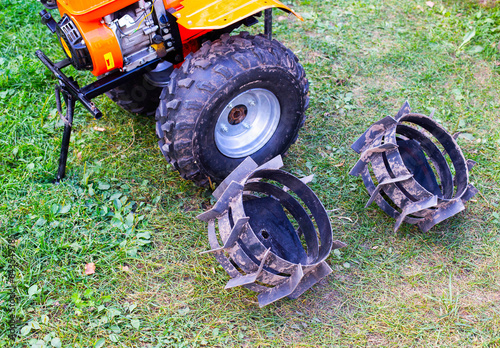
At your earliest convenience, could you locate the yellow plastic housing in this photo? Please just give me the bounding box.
[173,0,303,30]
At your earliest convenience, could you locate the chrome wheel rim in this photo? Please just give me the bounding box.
[215,88,281,158]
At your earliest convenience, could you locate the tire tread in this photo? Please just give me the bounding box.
[156,33,309,186]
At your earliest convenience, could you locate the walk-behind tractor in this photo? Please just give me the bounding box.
[36,0,308,186]
[35,1,478,306]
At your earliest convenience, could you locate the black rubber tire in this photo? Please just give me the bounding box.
[156,32,309,186]
[105,75,162,116]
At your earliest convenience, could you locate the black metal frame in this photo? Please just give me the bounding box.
[54,86,75,183]
[36,50,162,182]
[36,50,162,119]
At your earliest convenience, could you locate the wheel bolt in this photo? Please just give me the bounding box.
[221,124,229,132]
[249,100,256,106]
[242,122,251,129]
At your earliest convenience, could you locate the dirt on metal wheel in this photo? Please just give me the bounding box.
[105,75,162,116]
[156,32,309,186]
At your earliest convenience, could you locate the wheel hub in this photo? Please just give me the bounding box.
[215,88,281,158]
[228,105,248,125]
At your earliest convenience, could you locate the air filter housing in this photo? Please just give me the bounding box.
[56,15,93,70]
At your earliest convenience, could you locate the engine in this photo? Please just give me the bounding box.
[104,0,176,72]
[47,0,180,76]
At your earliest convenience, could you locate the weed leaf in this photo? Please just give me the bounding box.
[20,325,31,336]
[458,29,476,50]
[98,182,110,190]
[28,284,38,297]
[59,204,71,215]
[94,338,105,348]
[51,338,62,348]
[131,318,140,329]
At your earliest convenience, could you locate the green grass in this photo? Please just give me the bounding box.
[1,0,500,346]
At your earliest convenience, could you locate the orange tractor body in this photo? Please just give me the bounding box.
[50,0,299,76]
[37,0,308,186]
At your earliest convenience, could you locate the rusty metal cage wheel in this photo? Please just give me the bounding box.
[198,156,346,307]
[350,101,478,232]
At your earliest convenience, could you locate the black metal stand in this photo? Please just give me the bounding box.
[35,8,182,184]
[54,85,75,183]
[264,9,273,40]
